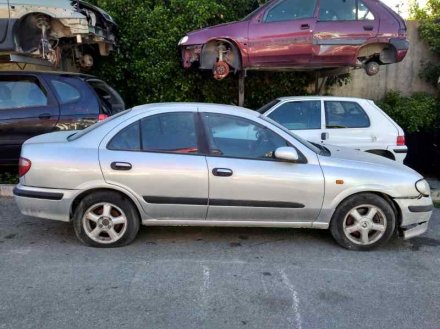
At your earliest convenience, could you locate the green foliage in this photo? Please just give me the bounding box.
[89,0,312,109]
[411,0,440,88]
[419,61,440,87]
[378,91,439,133]
[0,172,18,184]
[412,0,440,55]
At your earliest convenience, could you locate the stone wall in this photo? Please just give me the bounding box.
[328,21,439,100]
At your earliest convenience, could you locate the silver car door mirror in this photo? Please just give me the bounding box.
[275,147,299,162]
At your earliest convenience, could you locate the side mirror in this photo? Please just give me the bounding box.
[275,147,299,162]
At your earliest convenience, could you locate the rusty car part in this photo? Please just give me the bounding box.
[0,1,117,68]
[213,61,230,80]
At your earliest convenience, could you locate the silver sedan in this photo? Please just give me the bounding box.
[14,103,433,250]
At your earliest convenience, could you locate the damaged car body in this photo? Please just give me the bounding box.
[179,0,409,80]
[0,0,116,68]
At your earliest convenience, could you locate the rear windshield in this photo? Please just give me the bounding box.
[68,109,130,141]
[87,79,125,115]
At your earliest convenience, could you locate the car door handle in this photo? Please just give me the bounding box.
[212,168,233,177]
[300,24,310,30]
[363,25,374,31]
[38,113,52,120]
[321,132,329,141]
[111,162,132,171]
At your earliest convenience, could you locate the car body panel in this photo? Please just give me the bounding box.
[14,103,432,242]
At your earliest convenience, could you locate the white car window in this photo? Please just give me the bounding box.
[325,101,370,129]
[267,101,321,130]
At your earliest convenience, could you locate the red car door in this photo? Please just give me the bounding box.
[312,0,379,66]
[248,0,318,67]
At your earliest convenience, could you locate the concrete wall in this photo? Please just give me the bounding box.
[328,21,439,100]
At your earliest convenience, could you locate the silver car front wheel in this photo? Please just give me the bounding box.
[330,193,396,250]
[342,205,387,246]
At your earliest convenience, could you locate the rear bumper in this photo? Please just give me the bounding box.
[387,146,407,163]
[14,185,77,222]
[394,196,433,240]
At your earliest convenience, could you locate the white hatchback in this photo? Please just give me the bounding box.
[259,96,408,163]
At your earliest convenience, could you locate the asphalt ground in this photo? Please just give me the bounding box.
[0,198,439,329]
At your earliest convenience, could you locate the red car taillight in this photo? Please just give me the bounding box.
[18,157,32,177]
[98,114,109,121]
[397,136,406,146]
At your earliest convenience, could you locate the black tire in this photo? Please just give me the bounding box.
[73,191,140,248]
[330,193,396,251]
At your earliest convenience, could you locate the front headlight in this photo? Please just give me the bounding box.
[178,36,189,46]
[415,179,430,197]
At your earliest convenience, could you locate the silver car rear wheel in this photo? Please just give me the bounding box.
[342,204,387,246]
[83,203,128,245]
[73,191,140,248]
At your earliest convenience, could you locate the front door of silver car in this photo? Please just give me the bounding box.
[99,110,209,221]
[200,112,325,223]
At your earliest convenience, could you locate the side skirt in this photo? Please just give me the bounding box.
[141,219,329,229]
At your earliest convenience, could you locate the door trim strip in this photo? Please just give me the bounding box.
[143,196,305,209]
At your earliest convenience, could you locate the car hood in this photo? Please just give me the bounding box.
[322,144,421,178]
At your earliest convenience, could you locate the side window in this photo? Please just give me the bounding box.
[108,122,141,151]
[325,101,370,129]
[48,76,99,115]
[265,0,317,23]
[267,101,321,130]
[0,77,48,110]
[141,112,199,154]
[319,0,356,21]
[202,113,288,160]
[358,1,375,20]
[51,80,81,104]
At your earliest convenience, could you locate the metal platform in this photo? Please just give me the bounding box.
[0,54,53,69]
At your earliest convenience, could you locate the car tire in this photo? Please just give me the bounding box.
[73,191,140,248]
[330,193,396,251]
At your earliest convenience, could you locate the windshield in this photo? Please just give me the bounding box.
[68,109,130,141]
[257,99,280,114]
[261,115,322,154]
[242,1,272,21]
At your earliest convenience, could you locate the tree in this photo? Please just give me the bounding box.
[89,0,311,108]
[411,0,440,88]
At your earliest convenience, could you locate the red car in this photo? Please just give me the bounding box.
[179,0,409,80]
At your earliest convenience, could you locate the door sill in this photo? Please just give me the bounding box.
[142,219,325,229]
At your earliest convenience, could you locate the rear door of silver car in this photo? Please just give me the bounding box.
[99,108,209,221]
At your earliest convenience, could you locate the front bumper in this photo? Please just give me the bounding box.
[14,185,78,222]
[394,196,433,239]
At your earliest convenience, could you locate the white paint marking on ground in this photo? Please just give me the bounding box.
[200,265,210,322]
[280,269,303,329]
[260,276,269,294]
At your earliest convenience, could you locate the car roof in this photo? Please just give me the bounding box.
[0,71,96,79]
[131,102,259,117]
[276,96,371,102]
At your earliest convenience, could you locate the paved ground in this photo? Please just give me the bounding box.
[0,198,439,329]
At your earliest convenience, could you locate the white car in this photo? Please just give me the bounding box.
[259,97,408,163]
